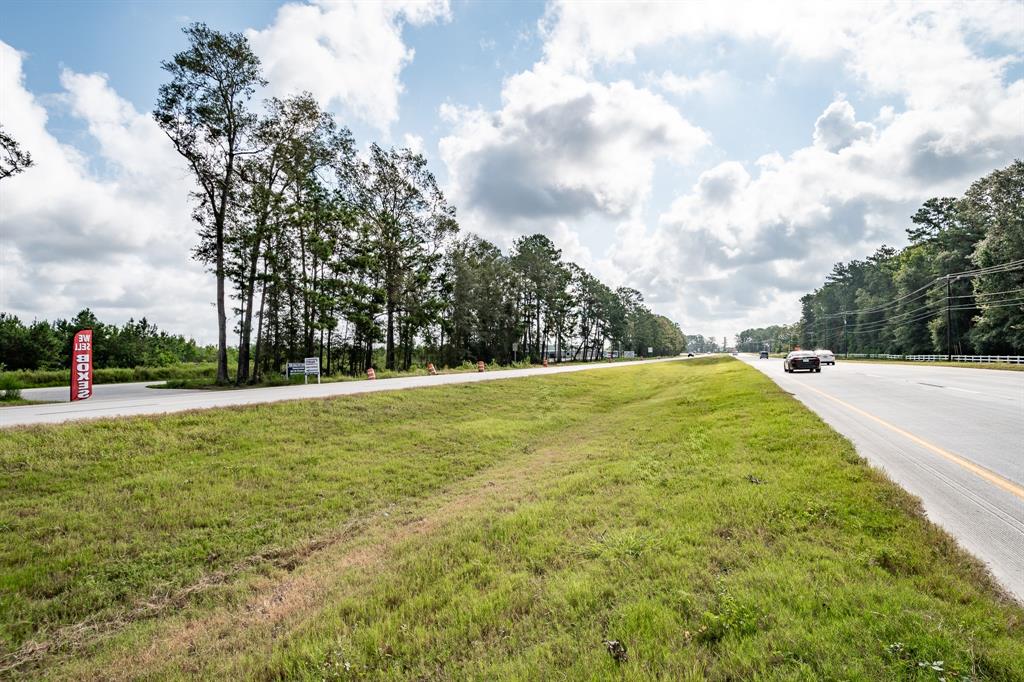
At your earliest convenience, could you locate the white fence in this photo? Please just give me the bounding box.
[845,353,1024,364]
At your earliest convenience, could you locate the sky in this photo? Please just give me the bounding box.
[1,0,1022,345]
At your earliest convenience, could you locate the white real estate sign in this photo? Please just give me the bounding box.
[304,357,321,384]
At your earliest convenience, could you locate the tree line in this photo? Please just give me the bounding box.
[0,309,214,371]
[737,162,1023,355]
[148,23,684,383]
[684,335,723,353]
[2,23,687,380]
[733,324,800,354]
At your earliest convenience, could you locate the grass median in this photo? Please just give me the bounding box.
[1,357,1021,679]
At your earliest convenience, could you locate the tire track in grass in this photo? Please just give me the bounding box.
[49,370,691,679]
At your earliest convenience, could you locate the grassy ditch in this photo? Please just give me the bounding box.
[1,358,1020,679]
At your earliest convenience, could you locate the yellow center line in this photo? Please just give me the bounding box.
[798,381,1024,501]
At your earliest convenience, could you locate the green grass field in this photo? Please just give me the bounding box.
[1,358,1020,679]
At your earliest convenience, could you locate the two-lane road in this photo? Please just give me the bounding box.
[741,355,1024,600]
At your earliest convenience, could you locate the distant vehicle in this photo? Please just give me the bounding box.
[759,350,769,359]
[815,349,836,365]
[731,351,738,356]
[687,352,694,357]
[785,350,821,373]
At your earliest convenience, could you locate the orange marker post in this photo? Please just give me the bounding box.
[427,362,438,376]
[367,367,376,380]
[477,360,485,372]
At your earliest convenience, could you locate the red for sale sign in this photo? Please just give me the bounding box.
[71,329,93,401]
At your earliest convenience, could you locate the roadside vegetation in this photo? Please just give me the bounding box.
[0,312,215,374]
[2,358,1020,679]
[1,362,219,389]
[0,373,50,407]
[734,162,1023,358]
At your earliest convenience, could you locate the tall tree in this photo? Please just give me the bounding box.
[793,161,1023,356]
[511,235,565,361]
[231,94,351,382]
[155,23,265,384]
[966,160,1024,353]
[346,144,457,370]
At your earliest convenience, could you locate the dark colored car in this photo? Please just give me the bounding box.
[759,350,769,359]
[784,350,820,373]
[687,352,694,357]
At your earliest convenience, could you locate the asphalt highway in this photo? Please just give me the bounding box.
[1,358,678,429]
[740,354,1024,600]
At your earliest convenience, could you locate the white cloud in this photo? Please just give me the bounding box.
[5,1,1022,347]
[628,87,1022,335]
[540,1,855,74]
[813,98,874,152]
[439,64,709,242]
[527,0,1024,338]
[402,132,424,154]
[540,1,1023,87]
[649,70,722,97]
[0,41,211,339]
[247,0,450,131]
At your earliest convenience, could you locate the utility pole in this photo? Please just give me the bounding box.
[946,275,952,362]
[843,316,848,358]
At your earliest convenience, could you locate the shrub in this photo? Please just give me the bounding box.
[0,373,22,401]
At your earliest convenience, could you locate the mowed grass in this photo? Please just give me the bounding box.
[1,359,1021,679]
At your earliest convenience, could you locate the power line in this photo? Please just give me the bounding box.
[819,258,1024,320]
[843,297,1024,335]
[950,287,1024,299]
[839,300,940,331]
[821,280,937,319]
[947,258,1024,278]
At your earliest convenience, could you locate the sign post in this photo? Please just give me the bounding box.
[70,329,93,401]
[304,357,321,384]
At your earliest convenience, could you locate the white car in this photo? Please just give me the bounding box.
[815,349,836,366]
